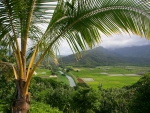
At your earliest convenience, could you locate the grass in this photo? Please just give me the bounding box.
[34,68,69,85]
[35,68,51,77]
[56,72,69,85]
[34,66,150,89]
[70,66,148,89]
[92,76,140,89]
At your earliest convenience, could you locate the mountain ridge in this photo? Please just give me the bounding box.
[59,45,150,67]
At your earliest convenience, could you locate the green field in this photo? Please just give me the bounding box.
[35,68,52,77]
[34,66,150,89]
[70,66,150,89]
[34,68,69,85]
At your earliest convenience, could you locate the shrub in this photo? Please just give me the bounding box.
[129,73,150,113]
[98,85,133,113]
[30,101,62,113]
[72,87,101,113]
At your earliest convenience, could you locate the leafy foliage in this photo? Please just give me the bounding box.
[30,101,62,113]
[72,87,101,113]
[1,73,150,113]
[46,87,73,113]
[129,73,150,113]
[0,63,16,112]
[29,77,70,102]
[1,0,150,111]
[99,87,133,113]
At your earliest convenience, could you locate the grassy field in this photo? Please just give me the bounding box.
[34,66,150,89]
[70,66,150,89]
[34,68,69,85]
[56,71,69,85]
[35,68,51,77]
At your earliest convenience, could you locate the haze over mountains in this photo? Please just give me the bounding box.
[111,45,150,58]
[59,45,150,67]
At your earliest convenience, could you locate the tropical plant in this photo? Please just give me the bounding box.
[30,101,62,113]
[129,73,150,113]
[71,87,101,113]
[99,88,133,113]
[1,0,150,112]
[46,87,73,112]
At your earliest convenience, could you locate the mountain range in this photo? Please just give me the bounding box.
[59,45,150,67]
[111,45,150,58]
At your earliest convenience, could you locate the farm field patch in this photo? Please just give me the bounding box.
[35,68,69,85]
[70,66,149,89]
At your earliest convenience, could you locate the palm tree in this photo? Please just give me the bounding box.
[1,0,150,112]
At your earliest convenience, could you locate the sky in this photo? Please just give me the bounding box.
[35,2,150,56]
[59,33,150,55]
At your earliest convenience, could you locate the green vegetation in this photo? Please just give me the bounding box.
[129,74,150,113]
[35,68,52,76]
[56,71,70,85]
[1,0,150,112]
[1,65,148,113]
[60,46,150,67]
[69,66,149,89]
[30,101,62,113]
[1,72,150,113]
[34,68,69,85]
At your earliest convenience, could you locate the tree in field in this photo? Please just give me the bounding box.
[1,0,150,112]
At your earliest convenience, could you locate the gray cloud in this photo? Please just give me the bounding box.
[99,33,150,49]
[59,33,150,55]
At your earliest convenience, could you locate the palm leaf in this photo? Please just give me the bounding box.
[38,0,150,57]
[1,0,150,95]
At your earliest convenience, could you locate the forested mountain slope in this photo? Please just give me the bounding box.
[59,46,150,67]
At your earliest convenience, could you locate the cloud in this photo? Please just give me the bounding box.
[59,33,150,55]
[59,40,72,55]
[99,33,150,49]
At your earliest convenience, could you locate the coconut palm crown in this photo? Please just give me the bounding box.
[0,0,150,112]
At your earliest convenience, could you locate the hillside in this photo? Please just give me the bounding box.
[59,46,150,67]
[59,46,127,67]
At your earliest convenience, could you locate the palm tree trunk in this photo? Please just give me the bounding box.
[11,79,30,113]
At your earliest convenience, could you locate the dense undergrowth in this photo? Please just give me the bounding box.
[1,73,150,113]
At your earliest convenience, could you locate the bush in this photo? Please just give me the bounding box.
[0,102,10,113]
[46,87,73,112]
[72,87,101,113]
[129,73,150,113]
[99,88,133,113]
[30,101,62,113]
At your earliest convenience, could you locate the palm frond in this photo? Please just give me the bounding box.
[1,0,150,83]
[37,0,150,59]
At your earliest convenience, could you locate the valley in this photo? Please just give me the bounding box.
[68,66,149,89]
[34,65,150,89]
